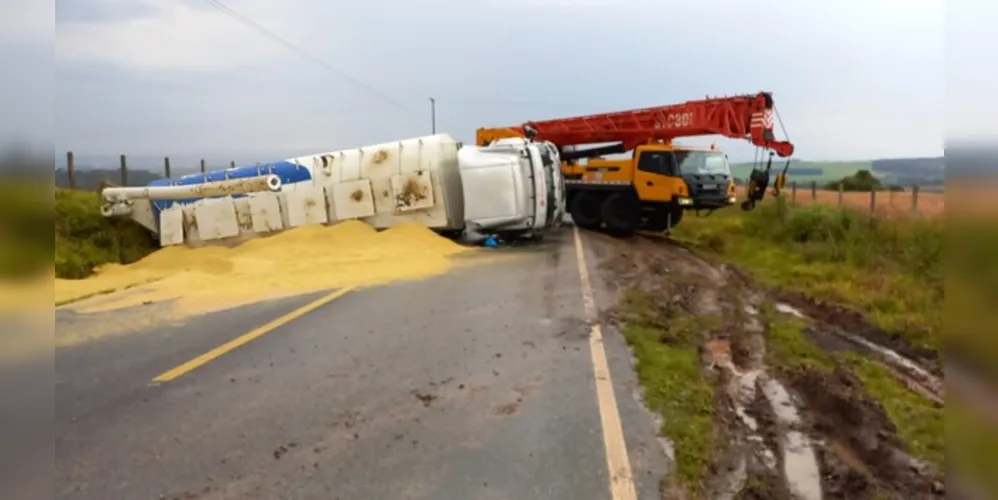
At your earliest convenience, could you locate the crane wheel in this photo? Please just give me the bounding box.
[569,192,603,230]
[600,191,640,237]
[741,200,756,211]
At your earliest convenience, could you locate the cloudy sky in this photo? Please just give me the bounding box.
[25,0,982,164]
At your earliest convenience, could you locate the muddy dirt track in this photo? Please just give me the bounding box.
[583,231,946,500]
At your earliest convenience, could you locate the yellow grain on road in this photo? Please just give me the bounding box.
[151,286,354,383]
[573,226,637,500]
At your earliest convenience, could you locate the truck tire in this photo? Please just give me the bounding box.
[644,203,684,232]
[600,191,640,237]
[570,192,603,230]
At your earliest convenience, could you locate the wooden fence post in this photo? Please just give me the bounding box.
[164,156,171,178]
[791,181,797,206]
[811,180,817,202]
[200,158,206,173]
[66,151,76,189]
[837,182,844,206]
[911,184,920,213]
[869,189,877,215]
[120,154,128,186]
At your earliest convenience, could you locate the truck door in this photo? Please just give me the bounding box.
[633,149,679,202]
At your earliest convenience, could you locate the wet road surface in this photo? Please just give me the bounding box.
[53,228,669,499]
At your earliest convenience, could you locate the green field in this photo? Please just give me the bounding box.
[55,188,158,279]
[730,160,873,184]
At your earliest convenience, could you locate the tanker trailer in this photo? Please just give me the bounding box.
[100,133,566,247]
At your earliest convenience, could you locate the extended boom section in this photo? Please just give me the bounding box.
[521,92,794,156]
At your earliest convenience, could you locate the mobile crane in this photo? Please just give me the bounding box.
[476,91,795,236]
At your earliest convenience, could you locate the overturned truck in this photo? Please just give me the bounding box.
[101,134,568,246]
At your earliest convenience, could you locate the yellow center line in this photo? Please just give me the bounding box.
[573,226,637,500]
[151,286,355,383]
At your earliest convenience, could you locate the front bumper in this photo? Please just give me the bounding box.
[675,195,737,209]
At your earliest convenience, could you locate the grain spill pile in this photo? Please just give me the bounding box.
[55,221,471,318]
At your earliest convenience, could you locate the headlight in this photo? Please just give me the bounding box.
[677,197,693,206]
[728,196,737,204]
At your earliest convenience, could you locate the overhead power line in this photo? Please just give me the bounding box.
[198,0,423,118]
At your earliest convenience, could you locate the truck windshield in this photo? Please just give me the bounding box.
[674,151,730,176]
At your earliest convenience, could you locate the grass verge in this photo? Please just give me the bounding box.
[0,180,54,279]
[619,289,714,494]
[55,188,158,279]
[761,303,834,372]
[844,354,945,467]
[670,198,942,353]
[760,302,944,469]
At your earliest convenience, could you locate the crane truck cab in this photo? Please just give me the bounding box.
[565,142,737,236]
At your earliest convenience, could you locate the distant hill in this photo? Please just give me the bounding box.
[871,157,944,188]
[945,143,998,179]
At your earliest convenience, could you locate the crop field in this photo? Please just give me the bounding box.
[735,185,944,218]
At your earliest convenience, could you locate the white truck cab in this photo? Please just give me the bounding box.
[478,137,566,232]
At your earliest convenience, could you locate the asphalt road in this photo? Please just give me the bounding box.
[53,228,669,500]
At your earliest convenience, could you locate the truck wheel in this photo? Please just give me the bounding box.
[570,192,602,230]
[600,192,640,237]
[644,204,684,232]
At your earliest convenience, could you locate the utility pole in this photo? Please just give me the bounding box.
[429,97,436,134]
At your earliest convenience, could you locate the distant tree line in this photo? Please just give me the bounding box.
[55,168,163,190]
[825,170,905,192]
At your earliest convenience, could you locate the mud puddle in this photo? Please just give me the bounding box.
[584,231,944,499]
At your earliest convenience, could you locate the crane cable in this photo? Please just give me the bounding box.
[198,0,424,119]
[772,105,792,195]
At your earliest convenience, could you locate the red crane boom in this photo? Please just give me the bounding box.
[520,91,794,157]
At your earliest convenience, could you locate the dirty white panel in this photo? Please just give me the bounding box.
[248,193,283,233]
[323,186,339,223]
[277,192,291,229]
[316,153,339,181]
[158,206,185,246]
[181,204,202,245]
[337,150,362,182]
[285,186,329,228]
[331,179,376,220]
[419,135,445,173]
[399,138,421,174]
[361,141,401,214]
[360,135,461,230]
[132,200,158,233]
[194,198,240,241]
[233,198,253,233]
[287,154,333,182]
[369,179,394,214]
[391,171,435,213]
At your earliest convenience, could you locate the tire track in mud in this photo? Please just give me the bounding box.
[583,231,945,500]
